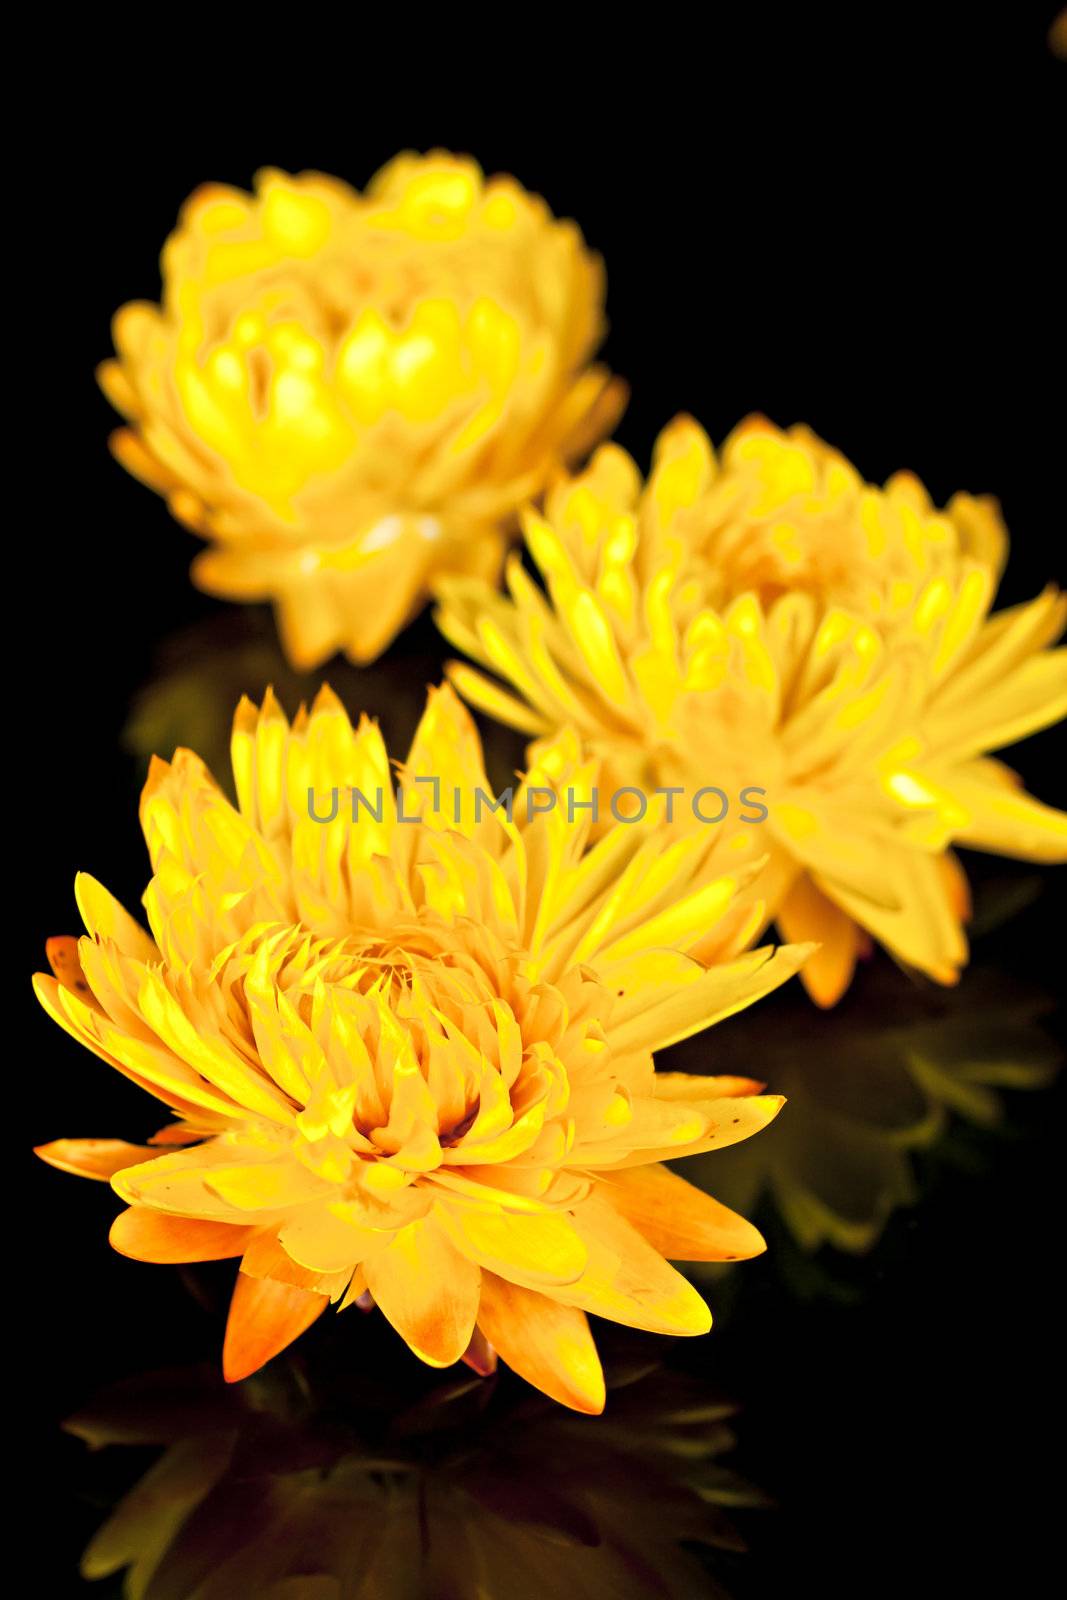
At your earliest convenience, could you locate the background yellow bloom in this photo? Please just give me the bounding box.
[100,153,624,667]
[34,685,810,1411]
[437,417,1067,1006]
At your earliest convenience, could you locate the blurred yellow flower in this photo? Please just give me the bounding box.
[35,685,809,1412]
[437,416,1067,1006]
[1052,8,1067,59]
[99,153,623,667]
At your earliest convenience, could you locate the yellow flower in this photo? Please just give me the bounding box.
[437,416,1067,1006]
[34,685,809,1412]
[99,153,623,667]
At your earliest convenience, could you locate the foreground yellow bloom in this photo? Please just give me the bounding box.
[35,685,809,1412]
[437,417,1067,1006]
[99,153,623,667]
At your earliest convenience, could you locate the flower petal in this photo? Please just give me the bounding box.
[362,1215,480,1368]
[110,1207,253,1263]
[651,1073,765,1099]
[551,1195,712,1336]
[607,943,815,1056]
[578,1092,785,1168]
[946,767,1067,864]
[113,1143,296,1221]
[34,1139,160,1181]
[593,1165,765,1261]
[222,1271,328,1382]
[476,1272,605,1413]
[435,1204,587,1288]
[777,873,862,1008]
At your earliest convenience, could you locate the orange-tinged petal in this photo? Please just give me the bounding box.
[651,1073,765,1099]
[476,1272,605,1413]
[362,1215,480,1368]
[110,1207,253,1263]
[222,1271,328,1382]
[46,936,93,997]
[277,1203,381,1275]
[937,850,972,923]
[34,1139,160,1181]
[148,1123,208,1146]
[552,1195,713,1336]
[241,1230,352,1299]
[777,873,859,1008]
[593,1164,766,1261]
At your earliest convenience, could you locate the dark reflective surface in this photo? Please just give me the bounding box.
[27,23,1065,1596]
[68,1337,764,1600]
[679,937,1060,1263]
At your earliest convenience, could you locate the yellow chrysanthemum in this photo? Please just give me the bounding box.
[99,153,623,667]
[34,685,809,1413]
[437,416,1067,1006]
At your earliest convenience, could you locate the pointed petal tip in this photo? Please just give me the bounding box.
[311,682,346,715]
[931,964,962,987]
[559,1383,607,1416]
[726,1223,768,1262]
[222,1272,328,1383]
[232,693,259,731]
[756,1093,786,1121]
[143,753,173,788]
[669,1291,713,1337]
[477,1276,607,1411]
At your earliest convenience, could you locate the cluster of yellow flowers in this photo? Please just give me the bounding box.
[35,152,1064,1411]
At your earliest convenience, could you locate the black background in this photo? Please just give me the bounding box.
[22,11,1065,1596]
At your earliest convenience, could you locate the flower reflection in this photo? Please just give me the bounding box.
[676,938,1060,1259]
[69,1344,764,1598]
